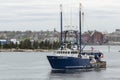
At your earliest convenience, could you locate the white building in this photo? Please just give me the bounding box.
[10,39,20,44]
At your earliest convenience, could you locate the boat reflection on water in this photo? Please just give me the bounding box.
[50,69,92,73]
[47,68,106,80]
[50,68,106,74]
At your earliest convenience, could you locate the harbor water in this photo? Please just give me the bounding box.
[0,45,120,80]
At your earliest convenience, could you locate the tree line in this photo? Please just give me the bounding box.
[0,39,59,49]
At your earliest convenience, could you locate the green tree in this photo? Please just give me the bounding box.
[39,41,44,49]
[39,40,59,49]
[52,41,59,49]
[23,39,32,49]
[15,42,19,49]
[33,41,39,49]
[19,39,32,49]
[19,41,24,49]
[0,42,1,49]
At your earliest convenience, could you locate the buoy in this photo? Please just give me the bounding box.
[100,53,104,58]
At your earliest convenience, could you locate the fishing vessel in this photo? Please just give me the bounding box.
[47,4,106,70]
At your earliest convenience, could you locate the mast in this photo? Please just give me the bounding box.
[60,4,63,50]
[79,3,82,53]
[82,12,84,31]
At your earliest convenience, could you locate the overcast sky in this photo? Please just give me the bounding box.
[0,0,120,32]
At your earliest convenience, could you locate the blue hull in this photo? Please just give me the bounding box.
[47,56,92,69]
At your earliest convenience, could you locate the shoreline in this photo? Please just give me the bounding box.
[0,49,54,52]
[0,45,119,52]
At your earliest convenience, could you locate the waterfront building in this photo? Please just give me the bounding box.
[0,39,7,45]
[106,29,120,42]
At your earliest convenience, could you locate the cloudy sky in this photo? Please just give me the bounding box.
[0,0,120,32]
